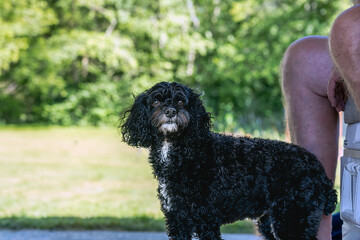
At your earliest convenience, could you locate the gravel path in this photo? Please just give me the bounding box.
[0,230,262,240]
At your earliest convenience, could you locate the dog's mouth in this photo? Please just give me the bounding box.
[160,121,178,134]
[151,109,190,135]
[158,115,179,134]
[165,118,176,124]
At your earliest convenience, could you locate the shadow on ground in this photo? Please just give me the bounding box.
[0,216,255,233]
[0,216,165,231]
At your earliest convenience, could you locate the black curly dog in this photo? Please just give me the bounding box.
[120,82,337,240]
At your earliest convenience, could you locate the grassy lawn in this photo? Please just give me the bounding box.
[0,126,255,233]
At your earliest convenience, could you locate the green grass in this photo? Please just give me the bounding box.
[0,126,256,233]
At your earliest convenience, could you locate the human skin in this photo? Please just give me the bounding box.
[281,4,360,240]
[281,36,338,240]
[329,5,360,111]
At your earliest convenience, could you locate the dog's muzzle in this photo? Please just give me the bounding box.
[151,107,190,134]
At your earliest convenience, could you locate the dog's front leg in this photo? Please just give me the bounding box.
[194,210,223,240]
[195,223,223,240]
[164,209,193,240]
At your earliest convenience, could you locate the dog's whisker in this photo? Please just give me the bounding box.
[176,111,190,128]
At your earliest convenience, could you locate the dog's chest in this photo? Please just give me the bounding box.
[160,141,171,163]
[157,141,172,211]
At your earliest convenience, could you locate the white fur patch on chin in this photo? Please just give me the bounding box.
[160,123,178,134]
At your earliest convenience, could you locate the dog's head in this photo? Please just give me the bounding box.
[120,82,211,147]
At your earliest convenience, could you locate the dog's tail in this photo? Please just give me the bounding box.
[324,184,338,215]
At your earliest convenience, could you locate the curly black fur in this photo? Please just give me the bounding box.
[120,82,337,240]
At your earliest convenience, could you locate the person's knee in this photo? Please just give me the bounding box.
[330,5,360,60]
[281,36,330,96]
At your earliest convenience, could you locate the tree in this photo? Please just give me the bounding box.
[0,0,348,131]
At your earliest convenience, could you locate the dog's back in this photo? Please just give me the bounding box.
[208,133,337,239]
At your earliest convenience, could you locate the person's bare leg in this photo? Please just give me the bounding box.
[330,5,360,108]
[281,36,339,240]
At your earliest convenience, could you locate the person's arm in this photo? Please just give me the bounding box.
[329,5,360,110]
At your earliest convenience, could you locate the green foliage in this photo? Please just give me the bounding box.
[0,0,349,130]
[194,0,347,131]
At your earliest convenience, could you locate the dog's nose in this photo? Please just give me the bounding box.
[165,108,177,118]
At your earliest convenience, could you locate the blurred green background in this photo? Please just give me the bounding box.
[0,0,346,232]
[0,0,348,132]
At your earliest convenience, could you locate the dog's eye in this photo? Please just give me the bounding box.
[152,100,160,107]
[177,100,184,106]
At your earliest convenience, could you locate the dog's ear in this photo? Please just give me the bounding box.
[187,89,212,140]
[120,92,153,148]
